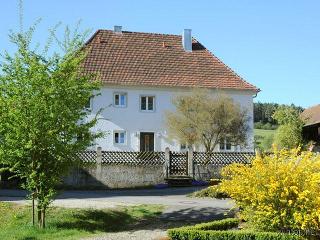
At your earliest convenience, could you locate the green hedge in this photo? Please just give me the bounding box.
[168,229,303,240]
[168,218,304,240]
[187,218,239,231]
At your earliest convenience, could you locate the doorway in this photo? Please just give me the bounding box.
[140,132,154,152]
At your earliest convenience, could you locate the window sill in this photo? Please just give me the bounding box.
[140,110,155,113]
[113,105,127,108]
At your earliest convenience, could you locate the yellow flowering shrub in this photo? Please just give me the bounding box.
[220,147,320,233]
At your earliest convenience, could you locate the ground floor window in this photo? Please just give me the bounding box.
[180,143,187,152]
[219,138,232,151]
[114,131,126,144]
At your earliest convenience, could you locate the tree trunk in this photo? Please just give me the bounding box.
[32,192,35,226]
[37,209,41,227]
[40,209,45,228]
[37,209,46,228]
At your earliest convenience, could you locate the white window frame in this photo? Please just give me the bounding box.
[114,131,127,145]
[140,95,155,112]
[219,138,232,152]
[113,92,127,108]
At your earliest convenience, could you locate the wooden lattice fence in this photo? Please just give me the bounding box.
[76,151,97,164]
[193,152,255,165]
[101,151,165,165]
[169,151,188,175]
[76,150,255,168]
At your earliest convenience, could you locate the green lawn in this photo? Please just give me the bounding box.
[254,128,276,139]
[254,128,276,151]
[0,202,163,240]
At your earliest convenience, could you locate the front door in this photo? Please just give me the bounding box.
[140,132,154,152]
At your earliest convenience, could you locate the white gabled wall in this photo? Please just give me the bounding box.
[88,85,255,152]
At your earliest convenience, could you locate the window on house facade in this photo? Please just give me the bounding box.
[114,131,126,144]
[140,96,155,111]
[219,138,232,151]
[114,93,127,107]
[85,97,92,109]
[180,143,187,152]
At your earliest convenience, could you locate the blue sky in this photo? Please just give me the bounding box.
[1,0,319,108]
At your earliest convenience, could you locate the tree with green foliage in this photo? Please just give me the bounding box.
[165,89,249,152]
[254,102,304,127]
[254,102,279,125]
[272,106,304,149]
[0,22,101,228]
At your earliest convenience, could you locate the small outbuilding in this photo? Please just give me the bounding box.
[301,104,320,144]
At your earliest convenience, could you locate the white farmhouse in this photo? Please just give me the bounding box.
[82,26,259,152]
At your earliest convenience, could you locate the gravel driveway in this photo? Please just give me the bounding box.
[0,187,235,240]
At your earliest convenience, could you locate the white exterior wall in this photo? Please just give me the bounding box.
[88,85,255,152]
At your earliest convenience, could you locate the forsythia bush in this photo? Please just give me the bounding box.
[220,148,320,233]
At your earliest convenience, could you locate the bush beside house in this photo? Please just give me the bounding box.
[220,148,320,234]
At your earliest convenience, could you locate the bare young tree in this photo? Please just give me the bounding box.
[166,89,250,153]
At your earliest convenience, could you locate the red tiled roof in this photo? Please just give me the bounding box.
[301,104,320,126]
[83,29,259,92]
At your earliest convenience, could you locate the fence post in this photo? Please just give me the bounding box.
[96,146,103,181]
[164,147,170,178]
[188,147,194,178]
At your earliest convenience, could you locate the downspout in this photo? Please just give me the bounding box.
[252,89,260,153]
[253,88,261,98]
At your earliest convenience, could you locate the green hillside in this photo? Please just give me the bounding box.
[254,129,276,138]
[254,129,276,151]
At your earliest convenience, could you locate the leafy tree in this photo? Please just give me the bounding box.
[166,89,250,152]
[253,102,304,127]
[272,106,304,149]
[0,22,101,228]
[254,102,279,125]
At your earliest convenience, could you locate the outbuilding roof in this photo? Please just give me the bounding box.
[301,104,320,126]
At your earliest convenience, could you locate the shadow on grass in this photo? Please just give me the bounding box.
[54,206,236,233]
[54,208,158,233]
